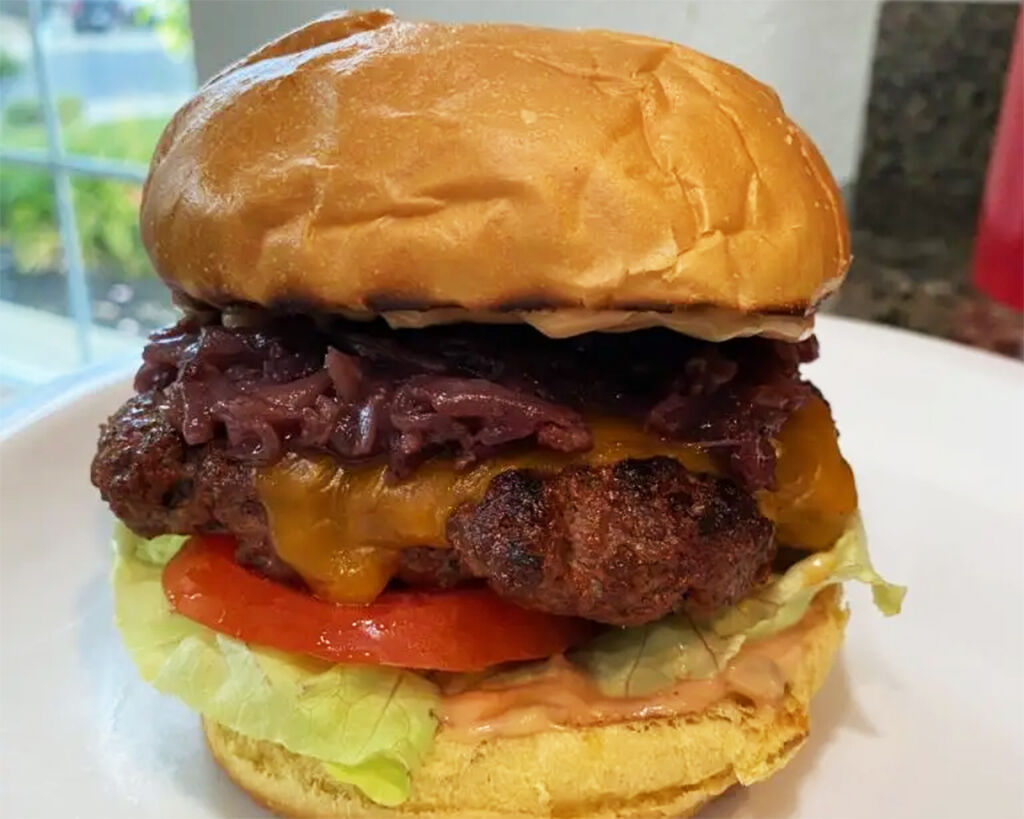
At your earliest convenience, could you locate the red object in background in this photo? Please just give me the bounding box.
[972,11,1024,311]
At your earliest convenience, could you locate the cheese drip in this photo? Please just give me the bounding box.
[257,396,856,603]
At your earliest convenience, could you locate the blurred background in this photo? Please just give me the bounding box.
[0,0,1021,415]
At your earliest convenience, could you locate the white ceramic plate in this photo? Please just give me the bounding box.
[2,316,1023,819]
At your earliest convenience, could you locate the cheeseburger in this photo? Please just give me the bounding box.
[93,11,904,818]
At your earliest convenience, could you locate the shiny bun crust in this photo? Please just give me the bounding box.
[204,587,846,819]
[142,10,850,326]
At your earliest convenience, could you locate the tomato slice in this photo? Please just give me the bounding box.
[162,535,594,672]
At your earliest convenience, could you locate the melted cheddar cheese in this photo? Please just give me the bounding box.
[257,397,856,603]
[758,396,858,550]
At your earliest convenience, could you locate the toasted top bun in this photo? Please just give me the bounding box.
[204,587,846,819]
[142,10,850,339]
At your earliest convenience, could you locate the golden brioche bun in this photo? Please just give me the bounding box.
[142,10,850,336]
[204,587,846,819]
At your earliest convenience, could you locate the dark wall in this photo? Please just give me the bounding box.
[854,2,1019,238]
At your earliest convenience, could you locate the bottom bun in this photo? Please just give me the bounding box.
[204,586,846,819]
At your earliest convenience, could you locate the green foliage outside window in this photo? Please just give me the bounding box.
[0,104,165,279]
[0,49,22,82]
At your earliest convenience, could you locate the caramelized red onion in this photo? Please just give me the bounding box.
[133,313,816,489]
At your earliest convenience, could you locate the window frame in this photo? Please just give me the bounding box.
[0,0,150,366]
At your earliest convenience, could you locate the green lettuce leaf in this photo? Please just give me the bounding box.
[111,524,439,807]
[113,521,188,566]
[575,515,905,697]
[111,516,904,799]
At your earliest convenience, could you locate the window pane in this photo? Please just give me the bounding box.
[0,164,65,316]
[0,163,73,404]
[36,0,195,161]
[0,13,48,151]
[0,2,195,413]
[73,176,175,338]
